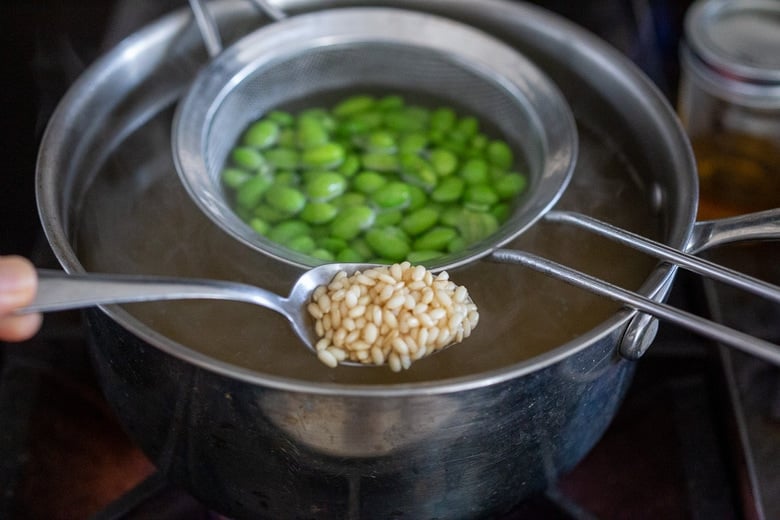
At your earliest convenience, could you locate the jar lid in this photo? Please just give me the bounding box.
[686,0,780,85]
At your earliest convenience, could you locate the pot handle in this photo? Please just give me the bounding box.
[686,208,780,254]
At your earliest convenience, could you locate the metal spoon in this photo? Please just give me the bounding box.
[20,263,377,360]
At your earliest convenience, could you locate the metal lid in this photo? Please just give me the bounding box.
[686,0,780,84]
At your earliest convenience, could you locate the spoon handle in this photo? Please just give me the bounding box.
[20,270,287,315]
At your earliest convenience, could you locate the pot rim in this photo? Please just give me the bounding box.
[35,0,697,397]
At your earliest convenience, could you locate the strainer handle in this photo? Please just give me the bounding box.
[188,0,288,58]
[489,249,780,366]
[188,0,222,57]
[247,0,287,21]
[545,210,780,303]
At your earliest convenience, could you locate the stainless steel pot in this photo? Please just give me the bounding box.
[35,1,779,518]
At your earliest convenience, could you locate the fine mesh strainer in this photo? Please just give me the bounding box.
[172,6,578,271]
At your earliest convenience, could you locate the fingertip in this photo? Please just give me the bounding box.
[0,255,38,311]
[0,312,43,343]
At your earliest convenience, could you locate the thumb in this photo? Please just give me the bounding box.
[0,255,38,314]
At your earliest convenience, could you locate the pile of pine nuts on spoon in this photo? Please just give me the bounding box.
[307,262,479,371]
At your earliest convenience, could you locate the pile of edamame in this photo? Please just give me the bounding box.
[222,93,527,264]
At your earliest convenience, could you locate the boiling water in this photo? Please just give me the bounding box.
[75,108,660,385]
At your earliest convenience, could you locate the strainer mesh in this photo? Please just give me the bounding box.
[205,42,543,187]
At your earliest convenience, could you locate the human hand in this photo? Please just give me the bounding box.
[0,255,41,342]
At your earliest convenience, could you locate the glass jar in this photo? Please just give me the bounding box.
[678,0,780,220]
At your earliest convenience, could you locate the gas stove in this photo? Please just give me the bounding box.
[2,1,777,518]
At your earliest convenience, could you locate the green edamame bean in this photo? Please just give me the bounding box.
[249,218,270,236]
[273,171,299,186]
[300,108,335,131]
[310,248,335,262]
[310,225,330,240]
[494,172,527,199]
[336,247,365,263]
[428,129,446,146]
[384,110,426,133]
[464,184,499,206]
[346,111,384,133]
[287,235,316,254]
[266,110,294,127]
[470,134,488,151]
[253,205,287,224]
[333,95,375,118]
[297,117,329,149]
[400,153,437,189]
[330,205,375,240]
[305,172,347,201]
[429,148,458,176]
[365,131,396,153]
[374,210,403,226]
[430,107,456,132]
[236,175,272,209]
[264,148,299,170]
[460,158,489,185]
[440,206,463,227]
[491,203,510,222]
[361,153,399,172]
[377,94,404,111]
[487,140,514,169]
[431,177,465,203]
[300,202,338,224]
[457,210,499,243]
[267,220,310,243]
[456,116,479,137]
[317,237,348,254]
[301,143,345,170]
[401,207,439,236]
[413,226,458,251]
[353,171,387,194]
[441,139,466,157]
[399,132,428,154]
[349,238,374,260]
[231,147,266,170]
[222,168,252,189]
[405,106,430,125]
[371,181,411,209]
[447,236,467,253]
[332,191,367,208]
[338,154,361,177]
[278,128,296,147]
[399,152,427,174]
[365,228,410,262]
[406,185,428,211]
[243,119,279,149]
[464,201,491,213]
[265,185,306,215]
[407,250,444,263]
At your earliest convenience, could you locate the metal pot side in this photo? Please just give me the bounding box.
[87,309,634,519]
